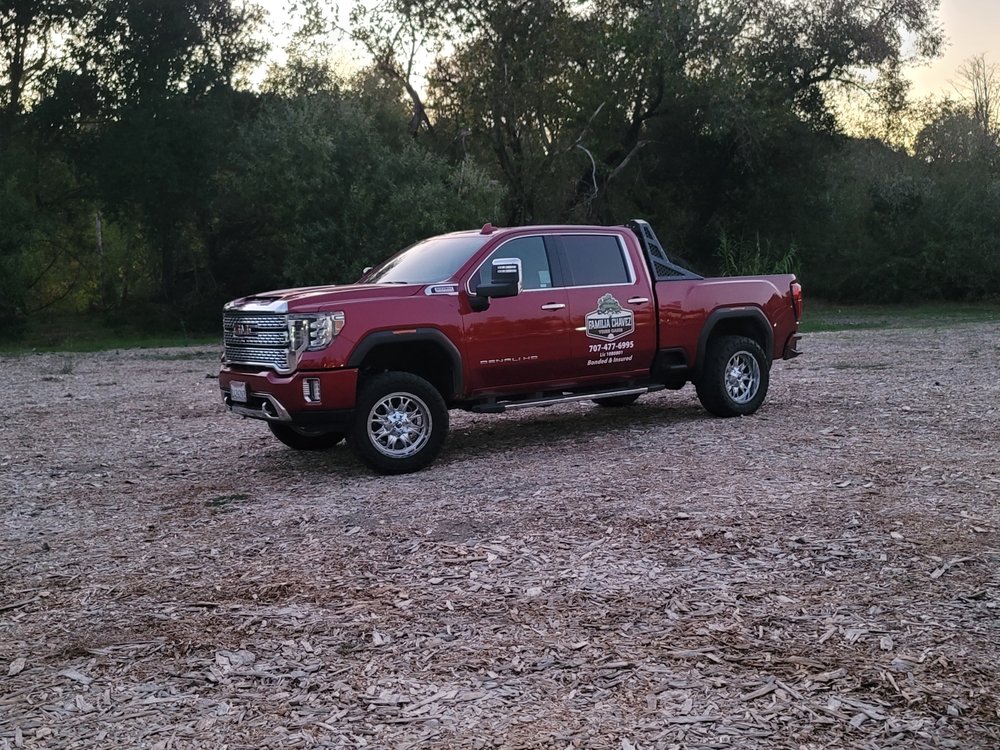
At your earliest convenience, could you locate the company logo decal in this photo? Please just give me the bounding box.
[233,323,254,337]
[585,294,634,341]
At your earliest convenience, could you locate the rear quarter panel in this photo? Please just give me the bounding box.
[655,275,799,366]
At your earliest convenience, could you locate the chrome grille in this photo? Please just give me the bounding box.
[225,328,287,346]
[223,312,291,371]
[223,345,290,370]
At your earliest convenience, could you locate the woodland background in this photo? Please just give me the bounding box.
[1,0,998,337]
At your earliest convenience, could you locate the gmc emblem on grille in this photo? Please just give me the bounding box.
[233,323,254,337]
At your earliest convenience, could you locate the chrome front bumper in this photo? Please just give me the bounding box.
[222,391,293,422]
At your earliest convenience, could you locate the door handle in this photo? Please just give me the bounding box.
[627,297,649,304]
[540,303,566,311]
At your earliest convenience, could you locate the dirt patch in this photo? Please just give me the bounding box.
[1,324,999,749]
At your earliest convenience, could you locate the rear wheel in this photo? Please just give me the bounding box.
[695,335,769,417]
[592,393,641,408]
[268,422,344,450]
[350,372,448,474]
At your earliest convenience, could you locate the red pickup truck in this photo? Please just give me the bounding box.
[219,220,802,473]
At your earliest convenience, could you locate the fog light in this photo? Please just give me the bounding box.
[303,378,321,403]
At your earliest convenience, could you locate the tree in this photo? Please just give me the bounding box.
[262,0,340,97]
[913,57,1000,168]
[0,133,94,331]
[37,0,269,304]
[390,0,944,233]
[348,0,435,136]
[0,0,87,122]
[954,54,1000,160]
[914,101,991,164]
[213,88,503,293]
[425,0,597,223]
[741,0,941,122]
[32,0,266,122]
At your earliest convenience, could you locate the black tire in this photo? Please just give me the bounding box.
[268,422,344,450]
[592,393,641,407]
[350,372,449,474]
[695,335,769,417]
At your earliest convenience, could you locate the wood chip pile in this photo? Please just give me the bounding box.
[1,323,998,749]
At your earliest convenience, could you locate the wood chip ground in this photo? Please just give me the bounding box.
[1,323,998,749]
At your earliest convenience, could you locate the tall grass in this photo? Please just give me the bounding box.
[718,229,798,276]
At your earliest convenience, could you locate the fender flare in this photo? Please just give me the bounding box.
[347,328,464,398]
[695,307,774,373]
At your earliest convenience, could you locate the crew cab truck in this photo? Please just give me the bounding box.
[219,220,803,474]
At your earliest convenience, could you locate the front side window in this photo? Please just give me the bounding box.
[476,236,552,290]
[560,235,631,286]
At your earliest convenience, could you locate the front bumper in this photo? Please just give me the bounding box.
[219,366,359,430]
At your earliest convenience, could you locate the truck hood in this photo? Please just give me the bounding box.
[226,283,424,313]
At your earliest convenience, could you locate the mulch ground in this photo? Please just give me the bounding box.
[1,322,998,749]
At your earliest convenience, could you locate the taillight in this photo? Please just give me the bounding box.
[790,281,803,322]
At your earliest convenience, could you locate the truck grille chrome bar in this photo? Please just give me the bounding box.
[223,312,292,372]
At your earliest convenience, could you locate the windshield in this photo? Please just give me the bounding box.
[363,235,489,284]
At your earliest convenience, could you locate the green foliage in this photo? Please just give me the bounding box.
[799,133,1000,303]
[214,88,503,290]
[0,134,96,335]
[0,0,996,348]
[717,231,799,277]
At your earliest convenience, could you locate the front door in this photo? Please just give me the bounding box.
[462,235,572,393]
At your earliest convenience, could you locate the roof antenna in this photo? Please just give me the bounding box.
[480,223,495,235]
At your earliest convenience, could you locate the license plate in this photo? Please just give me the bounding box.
[230,381,248,403]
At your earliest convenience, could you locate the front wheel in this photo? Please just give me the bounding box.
[268,422,344,450]
[350,372,449,474]
[695,335,769,417]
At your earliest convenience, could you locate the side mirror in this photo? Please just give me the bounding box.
[470,258,522,312]
[479,257,522,297]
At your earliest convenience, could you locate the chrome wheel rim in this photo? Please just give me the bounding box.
[724,351,760,404]
[367,392,432,458]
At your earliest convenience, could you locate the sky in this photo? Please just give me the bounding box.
[906,0,1000,98]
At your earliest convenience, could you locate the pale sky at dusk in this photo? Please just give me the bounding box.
[906,0,1000,98]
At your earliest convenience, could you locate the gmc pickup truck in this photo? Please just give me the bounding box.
[219,220,802,473]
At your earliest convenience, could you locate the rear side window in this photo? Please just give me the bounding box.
[477,236,553,290]
[559,235,631,286]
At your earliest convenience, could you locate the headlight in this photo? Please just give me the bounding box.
[289,312,345,351]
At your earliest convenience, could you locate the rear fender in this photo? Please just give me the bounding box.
[696,308,774,374]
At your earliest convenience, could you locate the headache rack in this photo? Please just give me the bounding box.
[626,219,702,281]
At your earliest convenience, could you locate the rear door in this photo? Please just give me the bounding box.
[555,233,657,384]
[462,235,572,392]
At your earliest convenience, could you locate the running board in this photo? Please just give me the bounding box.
[468,385,665,414]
